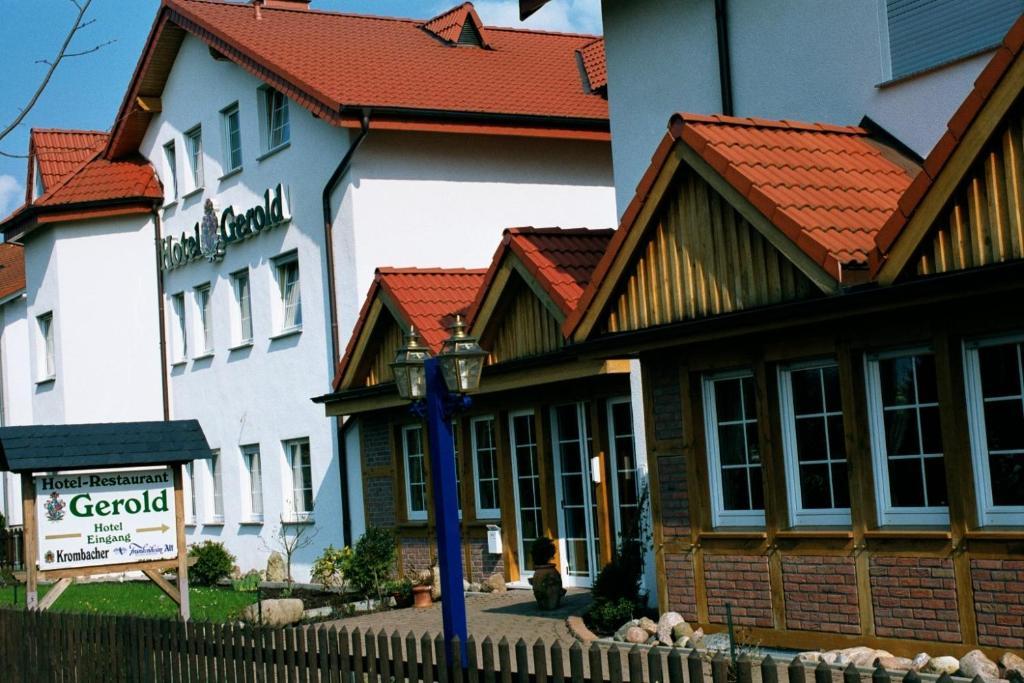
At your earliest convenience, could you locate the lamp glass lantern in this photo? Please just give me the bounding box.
[391,327,432,400]
[438,315,487,394]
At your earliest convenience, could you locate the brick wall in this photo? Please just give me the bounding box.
[664,552,698,622]
[703,554,773,627]
[648,362,682,441]
[363,417,392,469]
[870,557,961,642]
[971,558,1024,649]
[362,417,396,529]
[782,555,859,634]
[399,535,435,575]
[466,537,504,582]
[657,454,690,540]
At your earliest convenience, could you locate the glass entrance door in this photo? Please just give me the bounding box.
[509,410,543,580]
[551,402,601,587]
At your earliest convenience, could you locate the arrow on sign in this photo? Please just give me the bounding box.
[136,524,171,534]
[44,533,82,540]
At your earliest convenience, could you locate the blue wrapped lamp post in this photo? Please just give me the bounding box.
[391,316,487,652]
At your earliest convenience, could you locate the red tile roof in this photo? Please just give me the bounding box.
[332,267,486,391]
[422,3,493,48]
[33,154,162,208]
[873,13,1024,261]
[577,39,607,94]
[468,227,613,324]
[30,129,107,192]
[0,243,25,301]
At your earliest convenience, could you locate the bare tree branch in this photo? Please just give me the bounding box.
[0,0,112,145]
[0,150,29,160]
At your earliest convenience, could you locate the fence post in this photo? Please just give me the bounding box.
[627,646,643,683]
[391,630,404,683]
[569,641,585,683]
[873,663,889,683]
[550,641,565,683]
[844,662,860,683]
[466,635,480,683]
[815,660,831,683]
[648,646,665,683]
[533,638,548,683]
[588,641,604,683]
[737,652,753,683]
[498,637,513,683]
[762,654,779,683]
[687,647,703,683]
[607,644,623,683]
[667,648,684,683]
[712,651,729,683]
[789,656,804,683]
[451,635,465,683]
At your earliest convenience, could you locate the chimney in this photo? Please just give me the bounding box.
[255,0,312,9]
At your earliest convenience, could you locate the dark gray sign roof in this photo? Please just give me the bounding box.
[0,421,212,473]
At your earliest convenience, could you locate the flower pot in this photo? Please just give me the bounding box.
[529,563,566,611]
[412,584,433,608]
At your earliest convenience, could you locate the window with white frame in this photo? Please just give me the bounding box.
[221,103,242,172]
[163,140,178,201]
[471,416,500,518]
[779,362,851,526]
[608,398,641,541]
[231,269,253,345]
[964,335,1024,526]
[184,125,203,190]
[170,293,188,362]
[866,350,948,525]
[208,449,224,523]
[274,253,301,333]
[194,283,213,355]
[261,87,290,152]
[702,371,765,527]
[32,158,44,200]
[184,461,197,524]
[286,439,314,518]
[403,425,427,521]
[36,312,55,381]
[242,444,263,522]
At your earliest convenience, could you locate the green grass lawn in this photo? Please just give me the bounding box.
[0,581,257,621]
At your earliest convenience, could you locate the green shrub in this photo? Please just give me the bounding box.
[188,541,236,587]
[232,571,261,593]
[530,537,556,566]
[311,545,353,588]
[347,528,396,601]
[584,597,638,635]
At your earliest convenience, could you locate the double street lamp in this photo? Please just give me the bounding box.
[391,315,487,653]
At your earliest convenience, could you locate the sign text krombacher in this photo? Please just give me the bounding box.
[160,183,291,271]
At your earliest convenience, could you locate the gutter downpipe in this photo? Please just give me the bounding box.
[323,111,371,547]
[714,0,734,116]
[153,207,171,421]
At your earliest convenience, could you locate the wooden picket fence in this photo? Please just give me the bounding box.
[0,525,24,571]
[0,606,961,683]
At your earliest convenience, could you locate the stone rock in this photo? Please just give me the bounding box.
[674,636,691,649]
[798,652,822,665]
[241,599,303,628]
[656,612,685,646]
[877,656,914,672]
[431,566,441,601]
[689,627,705,649]
[613,620,639,642]
[960,650,1000,682]
[265,552,287,582]
[925,657,961,676]
[484,573,507,593]
[566,615,598,644]
[1002,653,1024,678]
[638,617,658,635]
[911,653,931,672]
[821,652,849,667]
[625,626,648,645]
[673,621,695,641]
[839,647,891,668]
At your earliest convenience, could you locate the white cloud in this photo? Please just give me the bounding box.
[452,0,603,35]
[0,175,23,221]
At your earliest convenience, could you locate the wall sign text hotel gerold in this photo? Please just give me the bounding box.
[35,468,177,570]
[160,184,291,271]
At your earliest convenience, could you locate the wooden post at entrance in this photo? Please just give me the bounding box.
[173,463,191,621]
[21,472,37,610]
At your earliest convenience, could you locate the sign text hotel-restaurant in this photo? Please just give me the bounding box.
[36,468,178,570]
[160,183,291,271]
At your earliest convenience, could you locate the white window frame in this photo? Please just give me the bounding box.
[508,409,541,581]
[273,252,301,334]
[220,102,243,173]
[36,312,55,382]
[471,415,500,519]
[865,348,950,526]
[778,360,852,527]
[170,292,188,363]
[607,396,641,541]
[259,86,290,153]
[184,461,197,525]
[184,125,204,191]
[230,269,253,346]
[32,158,44,200]
[163,140,178,202]
[242,444,264,523]
[702,369,766,528]
[194,283,213,356]
[963,333,1024,527]
[207,449,224,524]
[402,425,428,522]
[284,438,314,521]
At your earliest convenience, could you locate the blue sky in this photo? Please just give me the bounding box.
[0,0,602,217]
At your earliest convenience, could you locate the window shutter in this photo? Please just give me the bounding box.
[458,20,483,47]
[887,0,1023,79]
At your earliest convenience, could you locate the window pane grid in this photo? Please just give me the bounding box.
[185,127,203,188]
[511,414,542,572]
[197,285,213,353]
[211,450,224,519]
[233,271,253,343]
[714,376,761,512]
[223,105,242,171]
[787,365,849,513]
[267,90,290,149]
[278,259,301,330]
[287,440,313,514]
[972,340,1024,512]
[404,427,427,518]
[472,418,500,515]
[609,401,640,541]
[244,446,263,517]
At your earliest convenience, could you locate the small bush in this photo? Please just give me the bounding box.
[584,597,637,635]
[311,545,353,589]
[530,537,556,566]
[232,571,261,593]
[188,541,236,587]
[347,528,396,602]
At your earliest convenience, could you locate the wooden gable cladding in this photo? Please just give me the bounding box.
[603,167,818,334]
[483,274,564,364]
[909,103,1024,279]
[361,316,405,387]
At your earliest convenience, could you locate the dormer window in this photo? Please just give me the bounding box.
[422,3,492,49]
[32,158,44,201]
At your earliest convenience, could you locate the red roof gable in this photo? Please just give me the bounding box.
[422,3,493,48]
[577,39,606,94]
[0,243,25,301]
[29,129,107,192]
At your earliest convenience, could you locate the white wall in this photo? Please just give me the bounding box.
[602,0,990,215]
[0,293,30,526]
